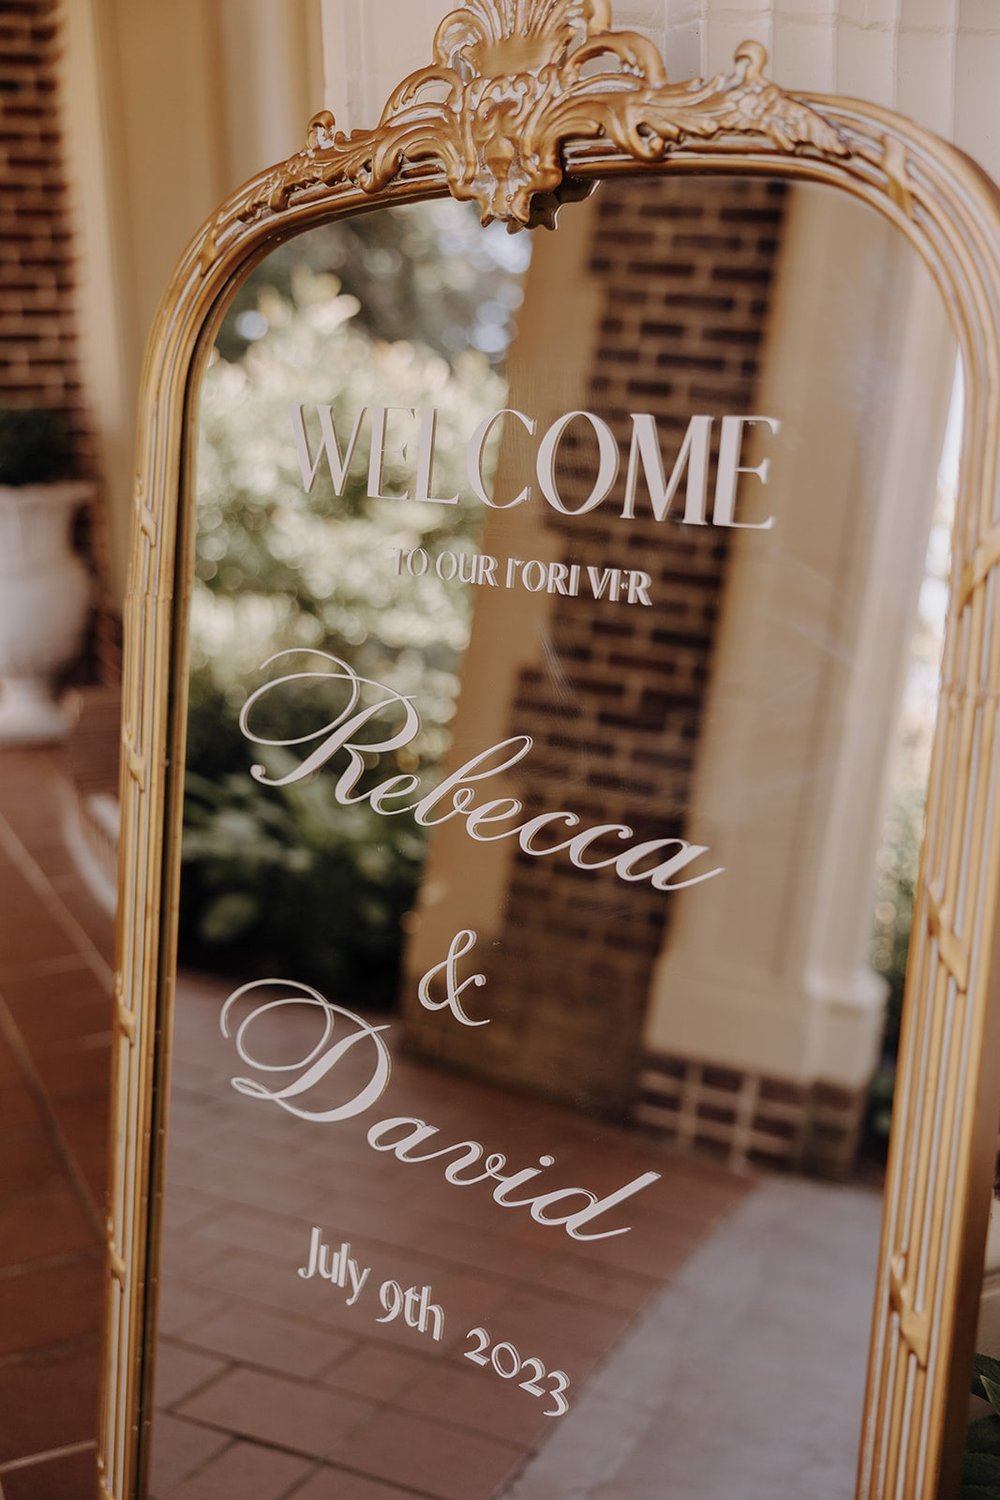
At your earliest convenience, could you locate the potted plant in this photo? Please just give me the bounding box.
[0,407,92,743]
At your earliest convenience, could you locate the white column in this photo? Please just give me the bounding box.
[641,186,955,1090]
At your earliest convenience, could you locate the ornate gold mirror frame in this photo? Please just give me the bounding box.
[99,2,1000,1496]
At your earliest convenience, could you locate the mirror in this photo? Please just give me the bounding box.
[99,8,1000,1498]
[143,171,958,1498]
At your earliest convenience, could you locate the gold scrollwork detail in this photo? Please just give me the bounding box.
[206,0,847,261]
[134,476,158,544]
[889,1253,931,1368]
[959,521,1000,609]
[108,1245,127,1286]
[113,973,136,1043]
[926,887,970,994]
[881,136,915,218]
[123,726,147,791]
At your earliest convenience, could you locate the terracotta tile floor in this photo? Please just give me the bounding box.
[0,744,756,1499]
[150,974,754,1499]
[0,747,116,1499]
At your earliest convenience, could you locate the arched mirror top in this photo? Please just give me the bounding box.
[131,0,1000,616]
[102,7,1000,1500]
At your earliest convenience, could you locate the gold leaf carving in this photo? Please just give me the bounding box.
[881,135,915,217]
[205,0,848,262]
[889,1253,930,1368]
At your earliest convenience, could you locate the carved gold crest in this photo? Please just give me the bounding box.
[216,0,847,252]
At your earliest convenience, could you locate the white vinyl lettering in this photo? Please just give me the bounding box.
[536,411,619,515]
[621,411,712,523]
[467,408,537,508]
[220,977,662,1245]
[417,929,489,1027]
[712,414,780,529]
[414,407,459,505]
[291,404,778,524]
[367,405,414,501]
[220,978,392,1124]
[239,652,723,897]
[288,403,367,495]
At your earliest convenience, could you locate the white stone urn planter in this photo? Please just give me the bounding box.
[0,481,92,744]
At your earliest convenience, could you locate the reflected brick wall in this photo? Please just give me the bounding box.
[406,176,788,1117]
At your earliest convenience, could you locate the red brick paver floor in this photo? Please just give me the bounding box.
[150,975,755,1500]
[0,745,756,1500]
[0,748,116,1498]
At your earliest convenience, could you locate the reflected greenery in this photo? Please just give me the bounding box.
[180,205,520,1003]
[216,200,529,366]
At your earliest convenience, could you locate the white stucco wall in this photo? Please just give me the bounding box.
[319,0,1000,186]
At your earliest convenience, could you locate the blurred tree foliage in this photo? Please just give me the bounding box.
[180,203,518,1006]
[216,201,528,367]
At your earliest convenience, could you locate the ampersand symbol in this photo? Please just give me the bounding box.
[417,929,490,1028]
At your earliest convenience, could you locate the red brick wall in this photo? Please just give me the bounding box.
[406,175,787,1118]
[1,3,82,427]
[0,0,115,678]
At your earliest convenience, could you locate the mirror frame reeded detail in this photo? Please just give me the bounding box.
[99,3,1000,1496]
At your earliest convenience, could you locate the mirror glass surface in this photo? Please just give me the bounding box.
[147,173,959,1500]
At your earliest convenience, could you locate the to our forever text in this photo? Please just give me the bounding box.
[390,545,654,606]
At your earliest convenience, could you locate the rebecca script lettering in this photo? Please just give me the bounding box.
[239,651,723,894]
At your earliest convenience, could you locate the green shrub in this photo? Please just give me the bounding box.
[0,407,70,485]
[179,219,511,1003]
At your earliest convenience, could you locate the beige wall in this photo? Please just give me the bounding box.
[59,0,324,598]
